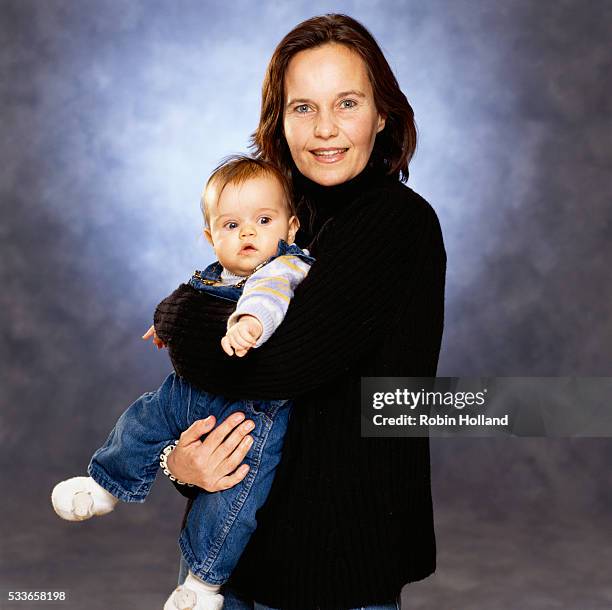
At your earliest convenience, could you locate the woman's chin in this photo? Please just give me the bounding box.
[300,163,363,187]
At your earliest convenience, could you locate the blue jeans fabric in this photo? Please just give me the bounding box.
[88,372,291,584]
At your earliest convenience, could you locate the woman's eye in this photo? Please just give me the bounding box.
[258,217,272,225]
[295,104,310,113]
[340,99,357,109]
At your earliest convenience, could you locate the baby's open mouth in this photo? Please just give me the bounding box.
[240,245,258,254]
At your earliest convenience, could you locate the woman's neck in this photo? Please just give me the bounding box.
[293,161,389,247]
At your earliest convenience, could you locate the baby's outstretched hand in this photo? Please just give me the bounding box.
[142,324,166,349]
[221,315,263,358]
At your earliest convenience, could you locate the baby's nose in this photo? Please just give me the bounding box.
[240,224,256,237]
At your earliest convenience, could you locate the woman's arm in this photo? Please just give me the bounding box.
[155,185,446,399]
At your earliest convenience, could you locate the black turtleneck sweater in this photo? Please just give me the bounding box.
[154,165,446,610]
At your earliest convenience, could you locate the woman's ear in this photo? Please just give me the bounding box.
[376,113,386,133]
[203,227,214,245]
[287,215,300,245]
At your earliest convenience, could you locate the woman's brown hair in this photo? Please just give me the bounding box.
[250,13,417,183]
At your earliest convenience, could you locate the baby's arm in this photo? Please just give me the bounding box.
[222,254,312,357]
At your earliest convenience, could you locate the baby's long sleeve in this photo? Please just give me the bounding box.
[226,254,312,347]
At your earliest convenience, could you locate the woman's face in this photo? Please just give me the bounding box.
[283,43,386,186]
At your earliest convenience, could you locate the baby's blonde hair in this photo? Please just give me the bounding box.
[201,155,295,227]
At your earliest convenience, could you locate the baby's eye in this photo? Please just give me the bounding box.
[224,222,238,230]
[295,104,310,113]
[340,99,357,109]
[258,216,272,225]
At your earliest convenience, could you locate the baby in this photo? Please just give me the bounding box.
[51,156,313,610]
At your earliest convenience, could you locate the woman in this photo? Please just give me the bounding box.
[154,13,446,610]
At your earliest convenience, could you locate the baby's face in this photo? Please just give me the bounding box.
[204,175,299,276]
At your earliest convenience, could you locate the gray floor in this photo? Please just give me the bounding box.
[2,463,611,610]
[401,510,612,609]
[1,477,185,610]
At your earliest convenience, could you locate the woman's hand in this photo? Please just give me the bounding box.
[166,412,255,492]
[142,324,166,349]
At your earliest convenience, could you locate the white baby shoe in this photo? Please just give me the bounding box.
[163,572,223,610]
[51,476,118,521]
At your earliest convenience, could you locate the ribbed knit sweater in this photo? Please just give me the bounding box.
[154,165,446,610]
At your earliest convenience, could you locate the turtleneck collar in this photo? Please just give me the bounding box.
[293,161,390,248]
[219,268,247,285]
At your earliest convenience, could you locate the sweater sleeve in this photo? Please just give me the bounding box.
[154,186,445,400]
[227,254,312,347]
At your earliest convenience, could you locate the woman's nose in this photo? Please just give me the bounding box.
[314,109,338,138]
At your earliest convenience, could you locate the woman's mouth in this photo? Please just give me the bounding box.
[310,147,348,163]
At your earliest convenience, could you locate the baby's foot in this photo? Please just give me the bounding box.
[163,572,223,610]
[51,476,118,521]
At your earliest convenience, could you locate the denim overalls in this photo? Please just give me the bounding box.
[88,241,313,585]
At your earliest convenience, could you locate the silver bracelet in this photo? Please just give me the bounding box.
[159,441,195,487]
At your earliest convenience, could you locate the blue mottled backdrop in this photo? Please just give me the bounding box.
[1,1,611,608]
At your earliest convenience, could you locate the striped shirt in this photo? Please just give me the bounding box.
[226,254,312,347]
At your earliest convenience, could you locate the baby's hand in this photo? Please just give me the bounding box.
[142,324,166,349]
[221,315,263,358]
